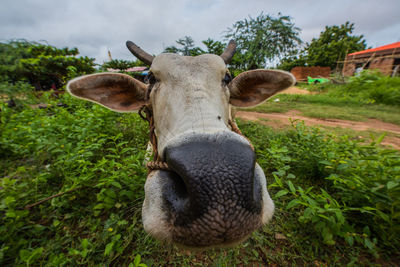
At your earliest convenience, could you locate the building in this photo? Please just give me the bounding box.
[342,42,400,76]
[290,66,331,81]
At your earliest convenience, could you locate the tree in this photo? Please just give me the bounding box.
[224,12,302,70]
[277,49,307,71]
[100,59,144,71]
[0,40,95,90]
[306,22,367,70]
[202,38,225,55]
[164,36,203,56]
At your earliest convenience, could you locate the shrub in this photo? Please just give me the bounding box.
[300,70,400,106]
[0,93,150,265]
[239,120,400,256]
[1,92,399,265]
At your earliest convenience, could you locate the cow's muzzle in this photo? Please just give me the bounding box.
[142,132,272,248]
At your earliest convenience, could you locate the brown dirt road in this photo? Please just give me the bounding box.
[236,110,400,149]
[235,87,400,149]
[278,86,314,95]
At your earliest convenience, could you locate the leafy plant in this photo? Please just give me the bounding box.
[1,86,399,265]
[306,21,367,70]
[164,36,203,56]
[248,120,400,256]
[225,12,302,70]
[0,40,95,89]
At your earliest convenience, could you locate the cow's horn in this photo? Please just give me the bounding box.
[126,41,154,65]
[220,40,237,64]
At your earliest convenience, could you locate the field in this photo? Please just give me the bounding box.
[1,72,400,266]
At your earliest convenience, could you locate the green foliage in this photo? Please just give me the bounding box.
[164,37,226,58]
[1,86,399,264]
[202,38,225,55]
[247,120,400,255]
[341,70,400,105]
[306,22,367,70]
[101,59,145,71]
[0,40,95,89]
[295,70,400,106]
[0,81,36,106]
[0,92,150,265]
[276,49,307,71]
[225,12,302,70]
[164,36,203,56]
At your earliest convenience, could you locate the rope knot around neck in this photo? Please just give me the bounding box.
[138,104,254,172]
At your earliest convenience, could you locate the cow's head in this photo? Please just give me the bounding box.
[67,40,295,248]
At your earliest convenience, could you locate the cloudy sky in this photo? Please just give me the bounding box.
[1,0,400,64]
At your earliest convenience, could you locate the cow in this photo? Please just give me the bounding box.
[67,40,295,248]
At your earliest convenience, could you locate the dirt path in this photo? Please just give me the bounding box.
[236,110,400,149]
[278,86,313,95]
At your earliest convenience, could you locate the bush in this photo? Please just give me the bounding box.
[0,40,95,89]
[300,70,400,106]
[0,93,150,265]
[240,119,400,256]
[1,92,399,265]
[343,70,400,105]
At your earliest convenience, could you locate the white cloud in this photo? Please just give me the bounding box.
[1,0,399,63]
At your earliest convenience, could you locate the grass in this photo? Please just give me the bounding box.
[244,93,400,126]
[1,73,400,265]
[1,97,399,265]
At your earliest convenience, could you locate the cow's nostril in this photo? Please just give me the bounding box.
[158,170,190,215]
[163,133,261,217]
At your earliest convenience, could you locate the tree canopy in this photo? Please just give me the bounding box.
[278,22,368,71]
[164,36,203,56]
[306,22,367,70]
[100,59,144,71]
[164,36,226,57]
[0,40,95,90]
[224,12,302,70]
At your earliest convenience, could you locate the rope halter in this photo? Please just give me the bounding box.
[138,104,254,172]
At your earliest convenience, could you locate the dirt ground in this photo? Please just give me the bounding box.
[236,87,400,149]
[236,110,400,149]
[278,86,313,95]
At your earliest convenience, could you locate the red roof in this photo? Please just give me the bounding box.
[348,41,400,56]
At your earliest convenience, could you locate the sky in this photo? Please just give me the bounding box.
[1,0,400,64]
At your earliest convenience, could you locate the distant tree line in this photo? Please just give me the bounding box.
[0,13,368,93]
[0,40,95,90]
[163,15,367,73]
[278,22,367,71]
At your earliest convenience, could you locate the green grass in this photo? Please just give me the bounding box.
[245,94,400,126]
[245,71,400,125]
[1,92,400,266]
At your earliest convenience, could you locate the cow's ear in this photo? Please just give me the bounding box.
[228,69,295,107]
[67,73,148,112]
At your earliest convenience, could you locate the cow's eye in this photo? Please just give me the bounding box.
[223,72,232,84]
[145,72,157,84]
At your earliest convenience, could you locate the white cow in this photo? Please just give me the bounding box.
[67,40,295,248]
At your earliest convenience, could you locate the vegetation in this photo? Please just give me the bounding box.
[306,22,367,70]
[0,40,95,90]
[164,36,204,56]
[1,83,400,265]
[248,71,400,125]
[164,36,226,58]
[165,13,302,70]
[164,19,369,73]
[224,12,302,70]
[100,59,145,71]
[279,21,367,71]
[1,13,399,266]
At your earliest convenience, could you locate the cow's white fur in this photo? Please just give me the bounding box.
[66,51,293,247]
[149,54,231,157]
[141,54,275,243]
